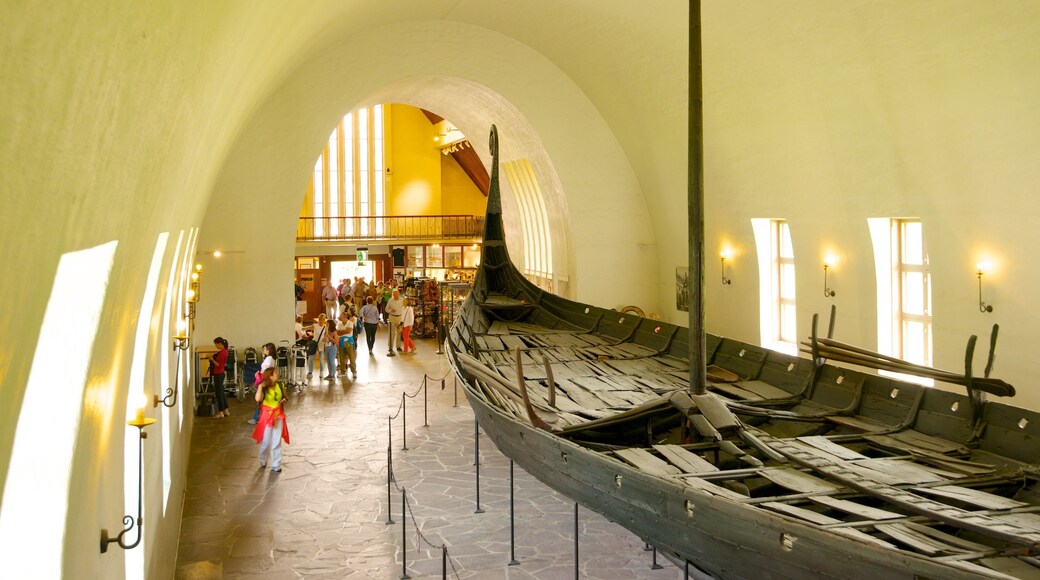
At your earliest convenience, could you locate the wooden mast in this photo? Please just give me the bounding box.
[689,0,707,395]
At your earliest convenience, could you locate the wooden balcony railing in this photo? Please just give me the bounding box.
[297,215,484,243]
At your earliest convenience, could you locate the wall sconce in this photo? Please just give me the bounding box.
[157,323,190,408]
[977,261,994,313]
[719,249,732,285]
[822,255,837,297]
[101,396,155,553]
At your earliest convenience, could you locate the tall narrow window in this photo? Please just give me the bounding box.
[328,133,339,238]
[869,217,933,384]
[313,155,325,237]
[306,106,386,239]
[373,104,385,236]
[894,219,932,366]
[752,219,796,355]
[343,114,355,236]
[774,221,797,349]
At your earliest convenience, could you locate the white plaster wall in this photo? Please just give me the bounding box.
[698,1,1040,410]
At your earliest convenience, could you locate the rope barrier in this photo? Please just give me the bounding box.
[383,372,468,578]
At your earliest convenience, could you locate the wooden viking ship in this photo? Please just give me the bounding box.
[446,125,1040,579]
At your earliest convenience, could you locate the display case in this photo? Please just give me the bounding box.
[404,277,440,338]
[439,281,471,333]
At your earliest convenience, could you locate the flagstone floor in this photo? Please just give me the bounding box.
[175,336,687,579]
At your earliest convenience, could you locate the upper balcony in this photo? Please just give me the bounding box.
[296,215,485,244]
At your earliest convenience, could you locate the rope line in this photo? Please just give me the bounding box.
[401,490,463,579]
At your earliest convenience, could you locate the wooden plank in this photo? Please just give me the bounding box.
[947,561,1022,580]
[831,527,900,550]
[865,430,970,456]
[810,496,903,521]
[732,379,793,400]
[758,468,840,494]
[903,522,990,553]
[914,485,1028,510]
[653,444,719,474]
[500,335,526,351]
[555,380,607,410]
[979,557,1040,578]
[784,440,850,464]
[875,523,957,555]
[684,475,749,501]
[614,448,681,477]
[995,513,1040,533]
[826,415,890,432]
[795,436,868,461]
[849,459,945,485]
[710,382,763,401]
[762,501,841,526]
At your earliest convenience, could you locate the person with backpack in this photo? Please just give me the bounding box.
[306,314,327,379]
[251,367,290,472]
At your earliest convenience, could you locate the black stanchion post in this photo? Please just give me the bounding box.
[400,488,410,579]
[508,460,519,566]
[651,547,663,570]
[401,392,408,451]
[386,445,394,525]
[423,377,428,427]
[685,559,690,579]
[441,545,447,579]
[474,417,484,514]
[453,375,458,407]
[573,503,579,580]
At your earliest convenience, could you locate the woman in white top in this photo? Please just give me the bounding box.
[401,298,416,353]
[307,313,327,379]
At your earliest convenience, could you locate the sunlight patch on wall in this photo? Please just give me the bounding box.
[161,230,185,515]
[178,227,199,424]
[124,232,168,579]
[0,241,117,579]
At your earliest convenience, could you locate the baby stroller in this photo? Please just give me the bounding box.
[290,345,308,393]
[225,346,241,401]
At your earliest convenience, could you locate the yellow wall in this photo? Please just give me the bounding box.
[382,104,489,217]
[388,104,441,216]
[300,104,486,219]
[441,149,488,214]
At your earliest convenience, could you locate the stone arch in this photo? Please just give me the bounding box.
[197,20,655,346]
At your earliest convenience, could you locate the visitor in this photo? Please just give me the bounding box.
[384,288,405,356]
[207,337,230,418]
[352,277,367,311]
[380,281,393,323]
[294,315,311,347]
[249,343,276,425]
[321,319,338,381]
[307,313,328,379]
[359,296,380,353]
[336,310,358,378]
[321,281,338,318]
[251,367,290,473]
[401,298,416,353]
